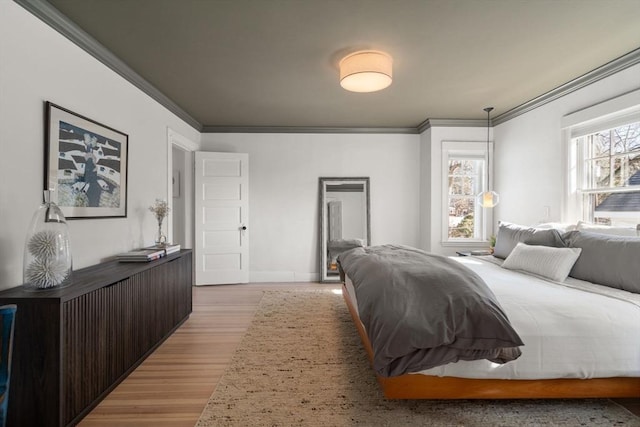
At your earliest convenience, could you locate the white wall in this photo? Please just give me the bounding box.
[495,63,640,226]
[200,133,421,281]
[0,1,200,290]
[418,129,432,251]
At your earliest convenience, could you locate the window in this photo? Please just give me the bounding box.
[574,121,640,225]
[564,90,640,226]
[442,141,492,242]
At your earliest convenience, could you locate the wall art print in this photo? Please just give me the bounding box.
[45,102,128,219]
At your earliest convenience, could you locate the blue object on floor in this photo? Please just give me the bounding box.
[0,305,17,427]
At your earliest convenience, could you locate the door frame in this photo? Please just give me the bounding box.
[167,128,199,249]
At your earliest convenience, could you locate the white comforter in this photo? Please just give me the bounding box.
[346,256,640,380]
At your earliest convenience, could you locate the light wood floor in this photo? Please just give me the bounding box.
[79,282,639,426]
[79,283,339,427]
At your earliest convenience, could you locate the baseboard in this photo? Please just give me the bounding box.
[249,271,320,283]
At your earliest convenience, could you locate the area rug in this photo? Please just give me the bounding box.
[196,290,640,427]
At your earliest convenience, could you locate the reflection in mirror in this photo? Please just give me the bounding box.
[319,177,370,282]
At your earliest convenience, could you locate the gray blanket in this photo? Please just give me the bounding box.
[338,245,523,377]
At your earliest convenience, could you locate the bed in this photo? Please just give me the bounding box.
[338,224,640,399]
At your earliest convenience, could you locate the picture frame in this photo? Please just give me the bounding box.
[45,102,128,219]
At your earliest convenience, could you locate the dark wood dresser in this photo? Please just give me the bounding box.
[0,250,193,426]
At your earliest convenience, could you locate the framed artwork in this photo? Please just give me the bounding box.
[45,102,128,219]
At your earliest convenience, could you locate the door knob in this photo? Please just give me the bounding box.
[241,225,247,230]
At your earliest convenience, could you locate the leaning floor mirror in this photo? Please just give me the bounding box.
[319,177,370,282]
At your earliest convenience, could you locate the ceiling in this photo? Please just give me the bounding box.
[37,0,640,131]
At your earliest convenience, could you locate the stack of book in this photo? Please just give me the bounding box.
[116,244,182,263]
[163,244,181,255]
[116,248,166,263]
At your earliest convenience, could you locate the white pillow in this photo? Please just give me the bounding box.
[576,220,638,237]
[535,222,577,233]
[502,243,582,282]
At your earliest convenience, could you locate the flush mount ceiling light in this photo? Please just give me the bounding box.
[339,50,393,93]
[476,107,500,208]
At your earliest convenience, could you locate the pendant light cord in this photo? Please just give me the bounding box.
[484,107,493,192]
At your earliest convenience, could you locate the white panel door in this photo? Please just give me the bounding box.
[195,152,249,285]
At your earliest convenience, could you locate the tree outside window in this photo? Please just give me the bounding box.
[447,158,483,238]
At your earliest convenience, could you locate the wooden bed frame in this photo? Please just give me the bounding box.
[341,282,640,400]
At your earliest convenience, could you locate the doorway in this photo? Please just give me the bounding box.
[168,128,198,249]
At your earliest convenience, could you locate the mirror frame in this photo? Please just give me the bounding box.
[319,177,371,282]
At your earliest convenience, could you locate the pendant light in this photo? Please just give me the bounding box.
[476,107,499,208]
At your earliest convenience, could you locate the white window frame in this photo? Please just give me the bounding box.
[562,90,640,223]
[441,140,494,244]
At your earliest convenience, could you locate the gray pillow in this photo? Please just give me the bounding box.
[563,230,640,294]
[493,222,565,259]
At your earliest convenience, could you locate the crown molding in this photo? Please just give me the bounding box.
[493,47,640,126]
[15,0,203,132]
[417,119,486,133]
[201,125,418,134]
[203,122,487,134]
